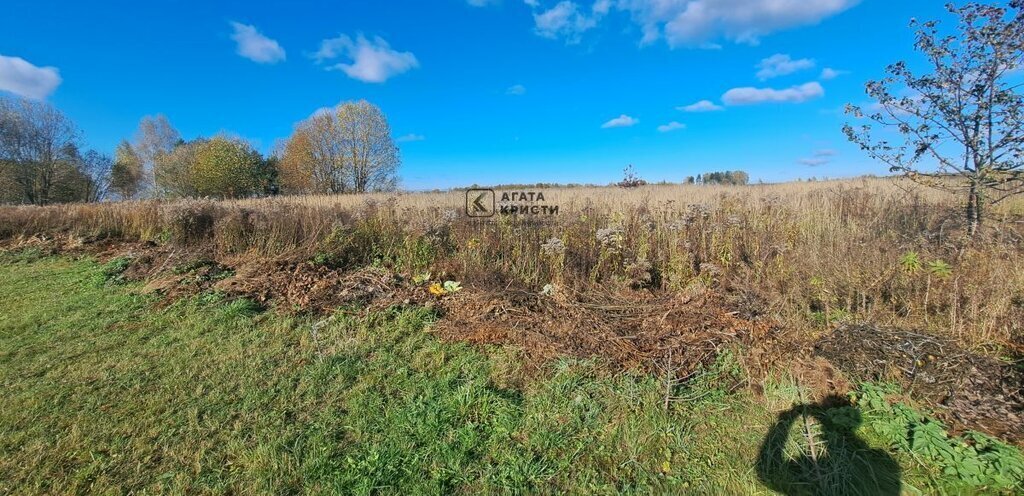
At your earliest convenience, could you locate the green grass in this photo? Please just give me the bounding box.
[0,256,1020,494]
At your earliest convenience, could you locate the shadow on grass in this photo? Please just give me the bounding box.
[756,395,901,496]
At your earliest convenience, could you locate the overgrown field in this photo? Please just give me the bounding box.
[1,255,1023,494]
[3,178,1023,348]
[2,178,1024,492]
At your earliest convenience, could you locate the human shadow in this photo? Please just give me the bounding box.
[756,395,901,496]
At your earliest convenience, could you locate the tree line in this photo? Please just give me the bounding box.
[0,98,111,204]
[685,171,750,186]
[0,97,400,205]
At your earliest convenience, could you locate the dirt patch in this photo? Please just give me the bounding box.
[815,324,1024,443]
[434,285,778,377]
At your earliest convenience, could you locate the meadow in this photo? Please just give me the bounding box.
[2,177,1024,494]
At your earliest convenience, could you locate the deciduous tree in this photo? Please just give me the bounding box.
[0,96,81,204]
[844,2,1024,235]
[190,136,264,199]
[134,114,181,194]
[110,140,143,200]
[72,149,112,202]
[279,100,399,194]
[154,139,202,197]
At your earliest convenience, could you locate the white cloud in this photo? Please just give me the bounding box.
[722,81,824,105]
[657,121,686,132]
[799,157,829,166]
[313,34,418,83]
[617,0,859,47]
[0,54,61,100]
[677,99,723,112]
[310,104,339,117]
[533,1,606,43]
[506,84,527,95]
[799,149,836,166]
[523,0,857,46]
[601,114,639,128]
[819,67,847,80]
[756,54,814,80]
[229,22,286,64]
[467,0,499,6]
[396,133,426,142]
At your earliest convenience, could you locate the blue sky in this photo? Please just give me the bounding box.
[0,0,958,189]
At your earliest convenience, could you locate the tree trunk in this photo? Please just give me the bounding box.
[966,182,983,237]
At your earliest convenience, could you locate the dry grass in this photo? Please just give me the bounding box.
[2,177,1023,352]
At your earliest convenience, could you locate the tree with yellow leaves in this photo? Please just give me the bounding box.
[278,100,399,194]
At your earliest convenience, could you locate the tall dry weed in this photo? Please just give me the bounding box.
[2,177,1022,349]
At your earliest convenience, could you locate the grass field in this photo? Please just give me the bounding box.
[2,254,1022,494]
